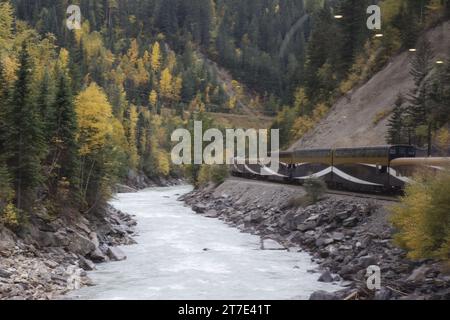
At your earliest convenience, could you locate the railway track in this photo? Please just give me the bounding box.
[229,176,400,202]
[323,190,400,202]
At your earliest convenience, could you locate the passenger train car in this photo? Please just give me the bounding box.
[231,145,419,193]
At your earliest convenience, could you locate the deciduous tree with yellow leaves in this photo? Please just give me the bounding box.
[391,170,450,263]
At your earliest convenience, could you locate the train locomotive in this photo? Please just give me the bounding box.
[231,145,421,194]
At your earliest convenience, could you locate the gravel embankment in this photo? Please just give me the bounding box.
[182,179,450,300]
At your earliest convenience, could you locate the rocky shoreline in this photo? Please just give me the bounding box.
[0,173,185,300]
[0,204,137,300]
[182,179,450,300]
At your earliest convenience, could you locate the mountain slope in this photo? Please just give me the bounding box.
[291,21,450,150]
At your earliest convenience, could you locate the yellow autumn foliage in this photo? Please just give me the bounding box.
[197,164,229,187]
[149,89,158,109]
[2,203,19,228]
[0,1,14,52]
[159,68,173,100]
[390,169,450,262]
[150,41,161,72]
[1,55,17,84]
[436,128,450,153]
[155,150,170,177]
[75,83,114,156]
[291,103,328,141]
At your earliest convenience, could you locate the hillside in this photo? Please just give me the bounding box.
[291,21,450,150]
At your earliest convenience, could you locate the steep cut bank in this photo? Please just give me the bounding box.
[291,21,450,149]
[183,179,450,300]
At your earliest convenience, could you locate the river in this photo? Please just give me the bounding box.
[69,185,340,300]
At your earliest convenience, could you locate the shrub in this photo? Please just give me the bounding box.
[390,169,450,262]
[286,178,327,208]
[197,164,229,187]
[0,164,18,227]
[304,178,327,203]
[2,203,19,228]
[373,110,392,125]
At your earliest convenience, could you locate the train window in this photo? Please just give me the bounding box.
[398,147,407,156]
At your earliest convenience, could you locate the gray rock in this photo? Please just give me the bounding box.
[358,255,377,268]
[261,239,286,250]
[297,221,317,232]
[0,269,12,279]
[331,232,345,241]
[318,271,334,283]
[89,248,108,263]
[339,265,357,279]
[335,211,351,221]
[37,231,59,247]
[343,216,358,227]
[78,257,96,271]
[193,204,208,214]
[374,287,392,300]
[286,231,303,244]
[204,209,219,218]
[106,247,127,261]
[407,265,430,283]
[309,290,339,300]
[89,232,100,249]
[67,233,96,257]
[315,238,335,247]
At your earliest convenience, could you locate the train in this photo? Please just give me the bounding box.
[231,145,450,194]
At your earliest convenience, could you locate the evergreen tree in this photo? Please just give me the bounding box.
[410,38,435,87]
[387,94,407,144]
[36,70,54,140]
[338,0,371,71]
[0,60,9,158]
[406,37,435,151]
[50,72,80,199]
[393,3,420,49]
[68,33,86,94]
[5,43,46,211]
[157,0,179,38]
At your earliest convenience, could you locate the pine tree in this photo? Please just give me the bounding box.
[0,60,9,158]
[68,32,86,94]
[5,43,46,210]
[36,70,54,140]
[407,37,435,151]
[50,72,80,198]
[387,94,407,144]
[157,0,179,38]
[393,3,420,49]
[410,37,435,88]
[338,0,371,71]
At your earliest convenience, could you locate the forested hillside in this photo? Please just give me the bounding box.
[1,0,450,225]
[291,21,450,153]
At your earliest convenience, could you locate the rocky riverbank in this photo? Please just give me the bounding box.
[122,170,185,191]
[182,179,450,300]
[0,204,137,300]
